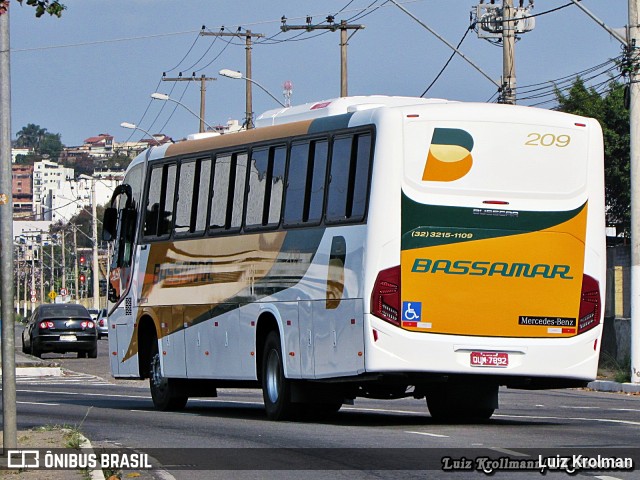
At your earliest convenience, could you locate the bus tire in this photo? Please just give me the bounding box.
[149,337,188,411]
[262,331,295,420]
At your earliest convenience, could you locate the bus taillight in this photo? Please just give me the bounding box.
[578,274,601,334]
[371,265,401,326]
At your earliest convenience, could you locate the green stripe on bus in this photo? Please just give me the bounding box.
[401,191,586,250]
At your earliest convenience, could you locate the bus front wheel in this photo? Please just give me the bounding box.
[149,338,188,411]
[262,331,295,420]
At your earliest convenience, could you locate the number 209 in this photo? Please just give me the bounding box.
[525,133,571,147]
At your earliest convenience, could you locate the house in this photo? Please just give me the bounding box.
[83,134,114,158]
[12,164,33,218]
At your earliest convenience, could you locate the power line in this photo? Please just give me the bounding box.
[11,29,202,53]
[163,28,204,73]
[421,25,473,97]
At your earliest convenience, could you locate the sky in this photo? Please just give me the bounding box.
[7,0,629,147]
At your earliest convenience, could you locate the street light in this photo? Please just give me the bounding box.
[120,122,162,146]
[219,69,286,129]
[150,92,214,132]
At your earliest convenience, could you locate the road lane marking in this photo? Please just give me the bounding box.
[494,413,640,427]
[189,398,263,406]
[16,388,150,400]
[489,447,529,457]
[342,406,426,416]
[560,406,600,410]
[406,431,449,438]
[17,400,61,406]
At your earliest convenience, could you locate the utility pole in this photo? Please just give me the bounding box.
[23,257,27,317]
[570,0,639,383]
[73,226,79,302]
[30,240,36,312]
[501,0,516,104]
[0,2,17,450]
[50,241,54,301]
[91,179,100,309]
[161,74,216,133]
[39,238,44,303]
[628,0,640,384]
[61,228,66,290]
[200,29,264,128]
[281,17,364,97]
[15,244,20,313]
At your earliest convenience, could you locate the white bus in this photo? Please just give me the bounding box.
[103,96,605,421]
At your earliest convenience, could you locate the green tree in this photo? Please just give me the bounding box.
[555,78,630,235]
[69,206,106,249]
[16,123,47,154]
[0,0,65,17]
[40,132,63,159]
[15,123,65,159]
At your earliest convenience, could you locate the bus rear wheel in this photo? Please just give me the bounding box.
[149,337,188,411]
[262,331,295,420]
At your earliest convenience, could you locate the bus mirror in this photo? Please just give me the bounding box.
[102,207,118,241]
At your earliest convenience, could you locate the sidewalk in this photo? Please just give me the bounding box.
[0,349,63,377]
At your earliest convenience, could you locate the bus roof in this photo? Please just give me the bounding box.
[255,95,451,127]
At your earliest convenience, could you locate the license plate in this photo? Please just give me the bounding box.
[59,335,77,342]
[470,351,508,367]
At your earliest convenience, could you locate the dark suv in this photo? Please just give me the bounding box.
[22,304,98,358]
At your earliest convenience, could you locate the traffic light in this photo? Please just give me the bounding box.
[79,273,86,283]
[79,255,86,266]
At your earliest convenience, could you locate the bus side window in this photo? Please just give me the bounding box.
[268,146,286,225]
[175,160,196,234]
[159,164,177,236]
[283,142,310,226]
[351,133,372,221]
[326,136,352,221]
[210,154,231,230]
[144,167,163,236]
[144,163,176,238]
[326,133,372,223]
[230,152,248,229]
[307,140,328,223]
[195,158,212,232]
[246,146,286,228]
[210,152,247,231]
[246,148,269,227]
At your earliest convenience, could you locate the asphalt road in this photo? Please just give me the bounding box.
[9,325,640,479]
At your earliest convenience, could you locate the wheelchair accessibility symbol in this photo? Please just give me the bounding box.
[402,301,422,321]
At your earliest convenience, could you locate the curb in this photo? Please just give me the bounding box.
[587,380,640,394]
[0,350,63,377]
[15,366,63,377]
[73,429,105,480]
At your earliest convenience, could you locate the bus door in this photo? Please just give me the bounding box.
[103,183,140,376]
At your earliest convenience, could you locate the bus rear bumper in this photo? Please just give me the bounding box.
[365,315,602,387]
